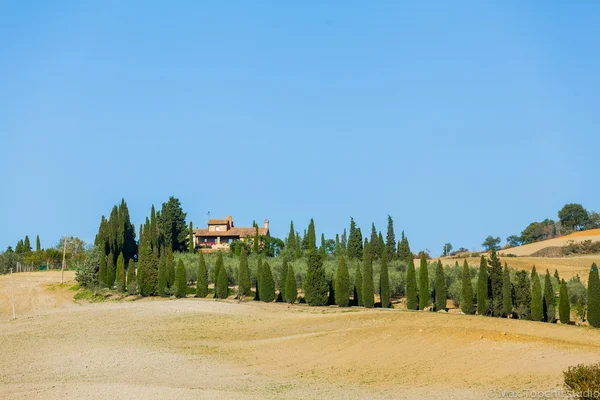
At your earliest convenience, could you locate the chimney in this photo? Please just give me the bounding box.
[264,219,269,232]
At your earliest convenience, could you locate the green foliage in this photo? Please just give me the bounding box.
[587,263,600,328]
[106,252,115,288]
[157,252,167,297]
[36,235,41,252]
[362,242,374,308]
[567,275,586,306]
[520,219,556,245]
[502,264,512,317]
[543,270,556,323]
[126,261,136,295]
[174,259,187,298]
[442,243,453,257]
[287,221,296,253]
[98,253,107,287]
[214,252,224,297]
[166,247,175,288]
[563,363,600,397]
[559,279,570,324]
[196,252,208,297]
[488,249,503,317]
[188,221,194,253]
[237,247,251,298]
[514,270,531,320]
[380,250,390,308]
[558,203,589,232]
[284,262,297,303]
[157,196,188,252]
[253,226,259,255]
[335,256,350,307]
[260,261,276,302]
[319,233,327,258]
[406,256,418,310]
[307,219,317,251]
[461,259,474,314]
[115,252,126,292]
[216,263,229,299]
[476,255,488,315]
[354,262,363,306]
[397,231,411,263]
[418,254,429,310]
[531,267,543,322]
[482,235,501,251]
[75,245,101,288]
[434,261,446,311]
[385,215,396,259]
[347,218,363,260]
[304,250,328,306]
[137,244,158,296]
[94,199,137,263]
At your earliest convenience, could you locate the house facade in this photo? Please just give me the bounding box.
[193,216,269,251]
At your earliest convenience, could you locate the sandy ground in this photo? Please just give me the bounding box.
[2,272,600,400]
[499,229,600,256]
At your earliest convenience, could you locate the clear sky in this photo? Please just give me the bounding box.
[1,1,599,255]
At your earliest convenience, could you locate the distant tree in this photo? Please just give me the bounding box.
[434,260,446,311]
[380,250,390,308]
[157,252,167,297]
[157,196,188,252]
[174,259,187,298]
[558,203,589,232]
[307,219,317,251]
[543,270,556,323]
[482,236,501,251]
[260,262,275,302]
[354,262,363,306]
[587,263,600,328]
[335,255,350,307]
[98,254,107,287]
[340,229,347,254]
[461,260,474,314]
[476,255,488,315]
[287,222,296,253]
[253,226,259,255]
[188,221,195,253]
[214,252,224,297]
[488,249,503,317]
[502,263,512,317]
[442,243,453,257]
[237,247,251,298]
[23,235,32,253]
[554,269,560,282]
[385,215,396,259]
[406,256,418,310]
[36,235,41,252]
[196,251,208,297]
[106,252,115,288]
[397,231,411,264]
[126,260,136,295]
[116,252,126,292]
[520,220,556,245]
[347,218,363,260]
[75,245,101,288]
[369,223,379,259]
[284,262,297,303]
[216,263,228,299]
[304,250,328,306]
[531,267,543,322]
[418,254,430,310]
[506,235,522,248]
[514,270,531,320]
[559,279,570,324]
[362,242,374,308]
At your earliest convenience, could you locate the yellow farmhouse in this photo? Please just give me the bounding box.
[193,216,269,251]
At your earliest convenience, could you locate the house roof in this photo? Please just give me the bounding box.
[194,227,268,238]
[208,219,229,225]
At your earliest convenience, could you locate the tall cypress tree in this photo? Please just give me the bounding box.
[335,234,340,258]
[126,260,136,295]
[260,262,275,302]
[543,270,556,323]
[406,256,418,310]
[354,262,363,306]
[502,263,512,317]
[287,221,296,253]
[23,235,31,253]
[188,221,194,253]
[385,215,396,259]
[196,251,208,297]
[476,255,488,316]
[98,254,107,287]
[434,260,446,311]
[347,218,363,260]
[116,252,126,292]
[174,259,187,298]
[137,244,158,296]
[106,252,116,288]
[319,233,327,258]
[559,279,570,324]
[255,256,263,301]
[216,264,228,299]
[362,242,374,308]
[378,232,385,260]
[294,232,302,259]
[335,255,350,307]
[307,219,317,251]
[304,250,328,306]
[214,252,224,297]
[166,247,175,289]
[238,247,251,298]
[587,263,600,328]
[461,259,474,314]
[488,249,503,317]
[380,250,390,308]
[514,270,531,320]
[418,254,429,310]
[284,262,297,303]
[397,231,411,264]
[253,226,259,254]
[531,266,543,322]
[157,251,167,296]
[36,235,41,252]
[370,223,379,260]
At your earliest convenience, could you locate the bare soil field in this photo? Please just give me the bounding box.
[2,272,600,399]
[499,228,600,257]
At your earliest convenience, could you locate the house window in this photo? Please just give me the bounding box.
[215,226,220,231]
[204,238,207,243]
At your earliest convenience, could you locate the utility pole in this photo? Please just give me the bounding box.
[61,234,68,284]
[10,268,16,320]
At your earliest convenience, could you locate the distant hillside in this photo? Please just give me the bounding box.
[499,228,600,257]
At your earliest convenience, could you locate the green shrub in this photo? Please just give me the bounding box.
[563,363,600,398]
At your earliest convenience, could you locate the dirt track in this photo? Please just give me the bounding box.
[1,271,600,399]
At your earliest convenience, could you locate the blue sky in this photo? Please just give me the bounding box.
[1,1,599,255]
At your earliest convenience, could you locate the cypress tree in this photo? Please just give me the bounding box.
[24,235,31,253]
[294,232,302,259]
[347,218,363,260]
[370,223,379,260]
[157,251,167,296]
[502,263,512,317]
[261,261,276,302]
[214,252,224,297]
[398,231,412,264]
[543,269,556,323]
[137,244,158,296]
[126,260,136,295]
[335,255,350,307]
[304,250,328,306]
[378,232,385,260]
[461,259,473,314]
[418,254,430,310]
[98,254,107,287]
[587,263,600,328]
[255,256,263,301]
[335,234,340,258]
[174,259,187,298]
[150,205,157,249]
[476,255,488,316]
[514,270,531,320]
[188,221,194,253]
[36,235,41,252]
[488,249,503,317]
[362,242,374,308]
[354,262,363,306]
[307,219,317,250]
[434,260,446,311]
[106,252,115,288]
[559,279,570,324]
[380,250,390,308]
[166,247,175,289]
[554,269,560,282]
[238,247,251,298]
[406,256,418,310]
[287,221,296,251]
[196,251,208,297]
[385,215,396,259]
[116,252,126,292]
[253,226,259,254]
[531,266,543,322]
[284,262,297,303]
[216,264,228,299]
[320,233,327,258]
